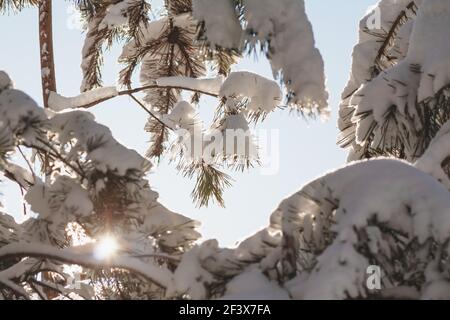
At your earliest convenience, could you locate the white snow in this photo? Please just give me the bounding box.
[421,261,450,299]
[407,0,450,101]
[351,61,419,124]
[3,162,36,189]
[196,158,450,300]
[25,176,93,221]
[41,67,51,78]
[243,0,329,115]
[341,0,418,100]
[167,242,215,299]
[221,267,290,300]
[48,87,118,111]
[220,113,258,160]
[119,14,195,62]
[415,119,450,188]
[142,202,201,251]
[338,0,420,156]
[280,158,450,299]
[49,110,149,176]
[219,71,282,113]
[0,74,206,301]
[0,242,174,289]
[22,175,94,247]
[163,100,196,128]
[0,212,19,245]
[80,0,144,91]
[0,71,12,92]
[349,60,421,155]
[80,17,102,93]
[99,0,135,30]
[0,88,46,145]
[194,112,259,164]
[192,0,242,49]
[156,75,224,96]
[5,1,450,301]
[338,0,450,160]
[119,13,202,110]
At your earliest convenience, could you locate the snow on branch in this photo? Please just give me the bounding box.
[191,0,330,115]
[182,158,450,299]
[46,72,282,118]
[0,212,19,245]
[0,71,12,91]
[192,0,242,50]
[337,0,419,157]
[0,242,173,289]
[340,0,417,100]
[156,76,224,97]
[3,162,36,190]
[280,158,450,299]
[243,0,329,116]
[47,79,222,112]
[219,71,282,113]
[0,71,203,299]
[408,0,450,101]
[415,119,450,188]
[337,0,450,161]
[0,87,47,146]
[80,0,150,92]
[49,110,150,176]
[48,87,118,111]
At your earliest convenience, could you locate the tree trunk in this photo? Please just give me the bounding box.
[38,0,55,178]
[38,0,56,108]
[38,0,58,300]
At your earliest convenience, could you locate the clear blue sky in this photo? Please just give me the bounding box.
[0,0,375,247]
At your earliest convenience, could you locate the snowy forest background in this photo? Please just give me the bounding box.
[1,0,450,300]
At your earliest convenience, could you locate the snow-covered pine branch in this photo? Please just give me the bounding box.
[193,0,329,116]
[48,87,119,111]
[167,158,450,300]
[76,0,330,206]
[47,69,283,206]
[338,0,450,164]
[415,118,450,188]
[0,242,174,289]
[5,0,450,301]
[155,1,450,300]
[192,0,242,50]
[0,72,200,299]
[80,0,150,92]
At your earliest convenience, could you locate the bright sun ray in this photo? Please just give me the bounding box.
[94,235,119,260]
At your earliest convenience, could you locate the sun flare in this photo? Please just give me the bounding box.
[94,235,119,260]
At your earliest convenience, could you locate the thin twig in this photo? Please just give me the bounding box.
[17,146,36,179]
[18,186,27,216]
[74,83,219,109]
[0,243,173,289]
[128,93,173,131]
[131,253,180,262]
[32,138,86,179]
[121,83,219,98]
[372,1,417,72]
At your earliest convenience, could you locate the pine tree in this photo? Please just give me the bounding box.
[73,0,329,207]
[191,0,450,300]
[4,0,450,301]
[0,0,328,299]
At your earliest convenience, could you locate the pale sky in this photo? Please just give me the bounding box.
[0,0,375,247]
